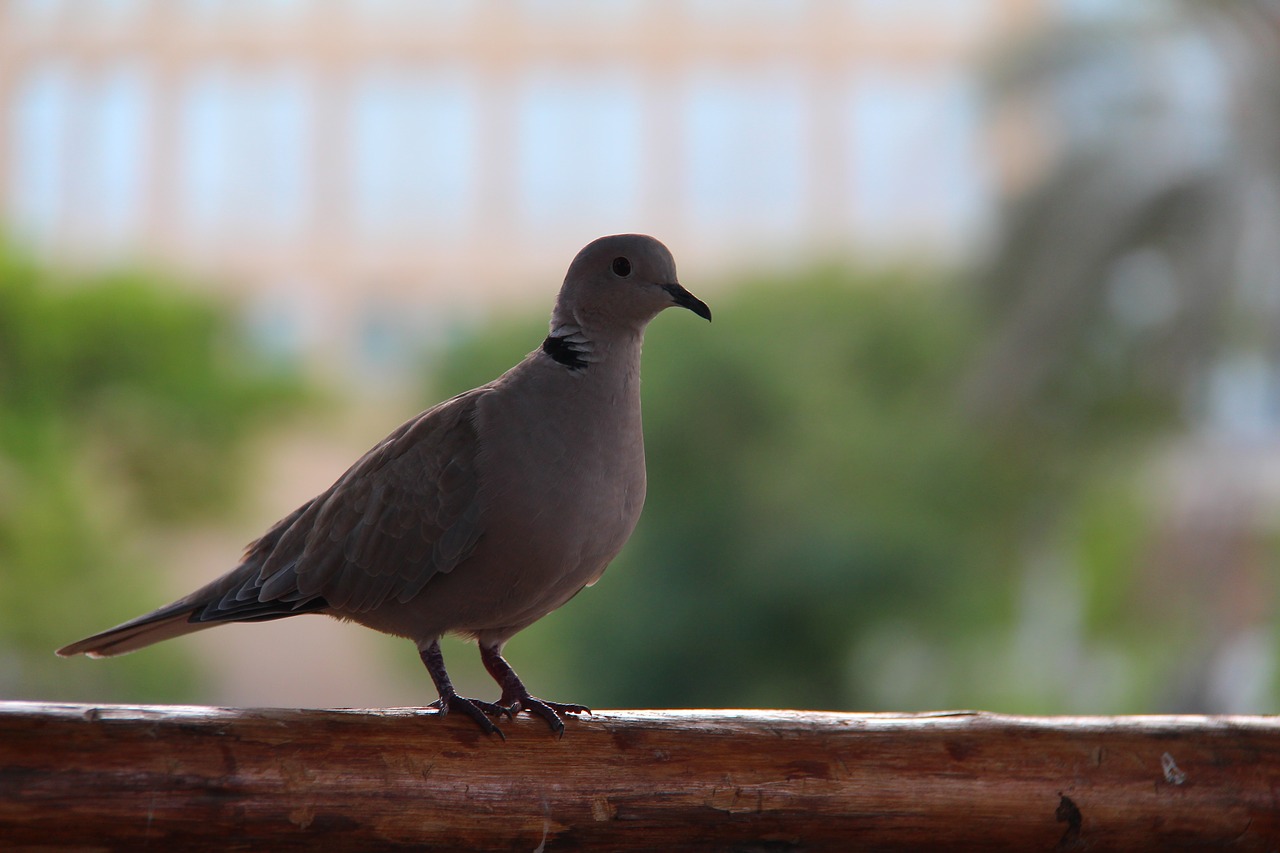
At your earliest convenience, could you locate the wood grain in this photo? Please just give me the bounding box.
[2,702,1278,851]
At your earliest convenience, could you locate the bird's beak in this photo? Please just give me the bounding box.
[662,283,712,321]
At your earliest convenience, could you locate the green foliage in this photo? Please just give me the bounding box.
[427,267,1182,714]
[0,241,310,700]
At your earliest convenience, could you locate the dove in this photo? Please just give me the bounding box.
[58,234,710,736]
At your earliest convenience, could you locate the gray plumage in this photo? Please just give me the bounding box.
[57,234,710,735]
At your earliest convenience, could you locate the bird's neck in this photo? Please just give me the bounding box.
[542,321,642,375]
[542,322,594,370]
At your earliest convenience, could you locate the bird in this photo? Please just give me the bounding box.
[57,233,710,737]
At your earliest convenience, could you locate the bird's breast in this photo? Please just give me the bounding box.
[475,368,646,571]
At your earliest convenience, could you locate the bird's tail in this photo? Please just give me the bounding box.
[55,601,217,659]
[58,506,327,660]
[57,548,328,659]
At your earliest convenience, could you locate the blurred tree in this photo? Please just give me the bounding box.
[0,240,310,700]
[968,0,1280,712]
[968,1,1280,422]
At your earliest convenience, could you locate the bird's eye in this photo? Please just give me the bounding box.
[611,257,632,277]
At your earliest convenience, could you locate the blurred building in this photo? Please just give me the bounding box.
[1,0,1048,372]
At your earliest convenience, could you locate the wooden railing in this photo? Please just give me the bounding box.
[2,701,1278,850]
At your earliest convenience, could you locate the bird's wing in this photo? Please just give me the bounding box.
[197,388,488,620]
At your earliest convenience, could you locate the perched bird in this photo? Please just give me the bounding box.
[58,234,710,736]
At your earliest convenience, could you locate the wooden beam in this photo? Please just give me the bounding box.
[2,702,1278,850]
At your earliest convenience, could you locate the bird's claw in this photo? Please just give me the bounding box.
[501,694,592,737]
[432,693,590,737]
[472,699,516,719]
[430,693,506,740]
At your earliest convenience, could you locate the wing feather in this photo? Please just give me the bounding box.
[191,388,487,621]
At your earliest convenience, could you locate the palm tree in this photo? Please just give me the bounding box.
[967,1,1280,712]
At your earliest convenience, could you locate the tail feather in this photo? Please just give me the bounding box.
[57,558,330,659]
[55,603,214,659]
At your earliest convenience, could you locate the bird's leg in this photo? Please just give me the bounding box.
[418,640,506,738]
[478,644,591,736]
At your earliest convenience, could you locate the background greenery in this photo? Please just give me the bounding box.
[0,241,311,700]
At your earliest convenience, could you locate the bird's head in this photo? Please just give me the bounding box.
[552,234,711,334]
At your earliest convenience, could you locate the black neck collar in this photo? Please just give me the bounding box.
[542,334,589,370]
